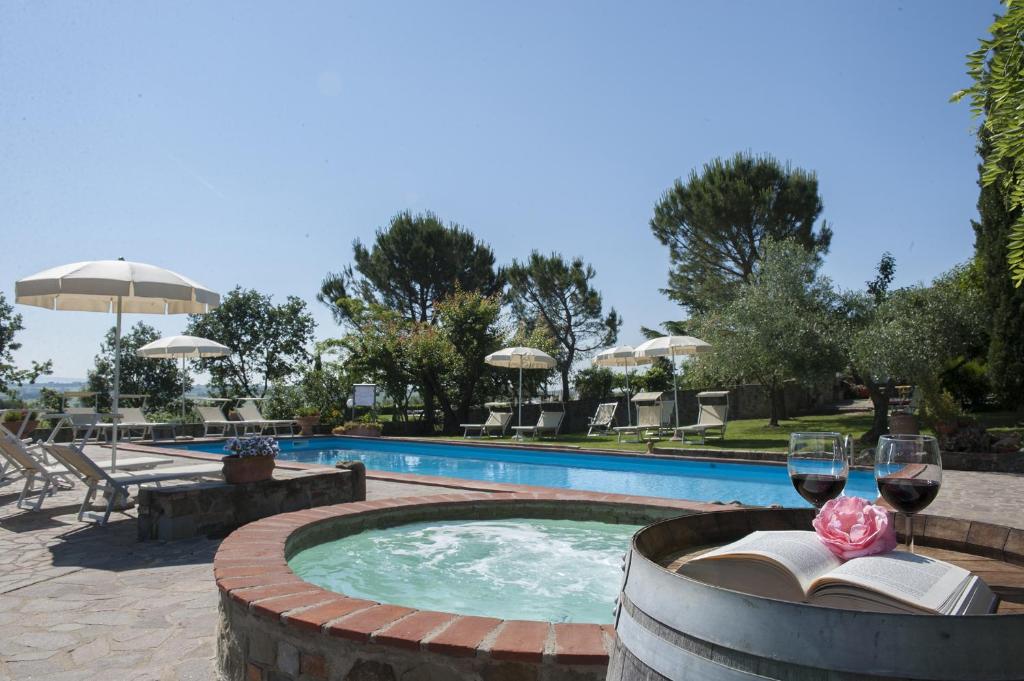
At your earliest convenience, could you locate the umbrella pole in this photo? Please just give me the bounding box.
[672,352,680,431]
[517,365,523,440]
[111,295,122,472]
[181,355,187,422]
[626,365,632,427]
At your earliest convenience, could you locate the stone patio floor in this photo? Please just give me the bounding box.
[0,453,1021,680]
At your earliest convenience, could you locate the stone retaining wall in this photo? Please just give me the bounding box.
[214,491,720,681]
[138,465,365,541]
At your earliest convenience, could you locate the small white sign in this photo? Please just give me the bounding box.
[353,384,376,407]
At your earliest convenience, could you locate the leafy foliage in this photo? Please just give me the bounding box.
[866,252,896,304]
[85,322,190,412]
[573,366,617,401]
[318,211,503,325]
[506,251,620,400]
[953,2,1024,286]
[186,287,315,398]
[0,292,52,395]
[689,239,846,425]
[650,152,833,314]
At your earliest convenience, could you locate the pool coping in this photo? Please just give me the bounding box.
[213,490,724,667]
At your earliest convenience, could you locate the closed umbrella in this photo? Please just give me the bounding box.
[136,335,230,421]
[593,345,653,426]
[484,347,556,433]
[633,336,712,429]
[15,260,219,469]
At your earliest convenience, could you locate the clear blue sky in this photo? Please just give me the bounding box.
[0,0,1002,379]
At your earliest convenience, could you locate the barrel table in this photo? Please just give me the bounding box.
[609,508,1024,680]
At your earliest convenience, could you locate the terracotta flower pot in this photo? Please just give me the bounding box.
[295,415,320,437]
[222,455,276,484]
[2,420,37,436]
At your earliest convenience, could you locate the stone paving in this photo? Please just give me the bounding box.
[0,454,1020,680]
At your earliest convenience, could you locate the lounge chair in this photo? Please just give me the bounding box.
[41,440,223,525]
[510,410,564,440]
[586,402,618,436]
[461,410,512,438]
[674,391,729,444]
[0,427,172,511]
[236,399,296,436]
[197,405,236,437]
[114,407,175,441]
[613,404,663,442]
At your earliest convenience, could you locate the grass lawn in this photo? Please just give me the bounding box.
[435,411,890,453]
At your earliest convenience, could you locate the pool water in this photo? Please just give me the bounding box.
[288,518,639,623]
[178,437,879,507]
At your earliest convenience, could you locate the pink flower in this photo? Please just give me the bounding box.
[812,496,898,560]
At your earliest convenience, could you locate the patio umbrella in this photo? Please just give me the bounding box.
[136,335,230,421]
[484,347,556,430]
[15,260,220,470]
[633,335,712,429]
[593,345,653,426]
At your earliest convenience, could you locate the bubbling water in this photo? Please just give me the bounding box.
[289,518,641,623]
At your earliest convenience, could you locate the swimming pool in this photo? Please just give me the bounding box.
[176,437,879,507]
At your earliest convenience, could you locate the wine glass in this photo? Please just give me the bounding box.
[875,434,942,554]
[788,432,849,508]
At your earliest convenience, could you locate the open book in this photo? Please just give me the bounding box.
[677,531,998,615]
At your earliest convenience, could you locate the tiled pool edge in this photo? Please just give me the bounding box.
[213,491,722,681]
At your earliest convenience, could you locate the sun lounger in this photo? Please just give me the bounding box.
[0,429,172,512]
[461,410,512,438]
[197,405,236,437]
[114,407,174,441]
[586,402,618,436]
[613,404,663,442]
[41,440,223,525]
[236,399,296,436]
[510,410,564,440]
[674,391,729,444]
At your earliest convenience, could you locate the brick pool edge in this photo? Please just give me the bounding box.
[214,491,721,681]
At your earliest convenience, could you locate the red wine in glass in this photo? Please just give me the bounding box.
[787,433,849,510]
[791,473,848,507]
[876,477,941,515]
[874,434,943,553]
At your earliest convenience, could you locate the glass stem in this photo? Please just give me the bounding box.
[906,514,914,554]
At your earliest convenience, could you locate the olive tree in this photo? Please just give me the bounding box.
[689,239,845,426]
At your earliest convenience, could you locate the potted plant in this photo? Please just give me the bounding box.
[221,436,279,484]
[2,409,37,437]
[294,406,321,437]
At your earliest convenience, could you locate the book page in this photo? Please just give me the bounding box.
[811,552,970,613]
[694,531,841,592]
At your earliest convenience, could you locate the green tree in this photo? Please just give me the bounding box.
[506,251,621,400]
[406,290,507,431]
[690,239,845,426]
[263,345,355,427]
[186,287,315,398]
[848,266,986,442]
[573,366,616,401]
[85,322,189,412]
[973,133,1024,405]
[0,292,52,395]
[953,3,1024,286]
[650,152,833,314]
[318,211,503,429]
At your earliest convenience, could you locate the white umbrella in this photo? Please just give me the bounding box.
[484,347,556,432]
[633,335,712,429]
[593,345,654,426]
[136,335,230,420]
[15,260,220,469]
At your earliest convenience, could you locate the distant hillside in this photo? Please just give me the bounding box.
[16,381,211,400]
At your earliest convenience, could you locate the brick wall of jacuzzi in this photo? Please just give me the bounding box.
[214,491,721,681]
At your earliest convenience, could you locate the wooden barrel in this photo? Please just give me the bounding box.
[608,508,1024,681]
